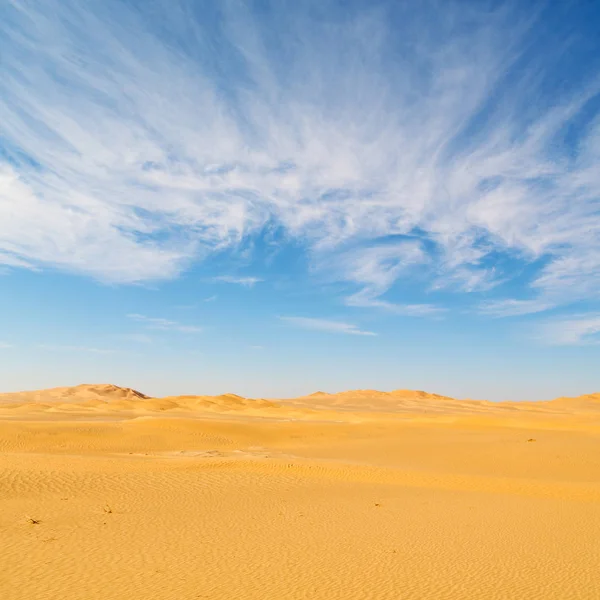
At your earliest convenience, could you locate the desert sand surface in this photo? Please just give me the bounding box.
[1,384,600,600]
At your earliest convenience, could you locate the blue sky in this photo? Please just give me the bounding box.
[1,0,599,400]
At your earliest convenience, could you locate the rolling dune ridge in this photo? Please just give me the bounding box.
[1,384,599,599]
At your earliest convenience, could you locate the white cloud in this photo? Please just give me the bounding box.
[479,299,556,318]
[127,313,202,333]
[327,241,444,315]
[431,266,504,294]
[1,1,599,313]
[212,276,263,287]
[279,316,377,336]
[0,342,13,349]
[310,240,443,315]
[204,295,218,302]
[0,164,190,283]
[536,314,600,346]
[346,294,444,317]
[337,242,427,294]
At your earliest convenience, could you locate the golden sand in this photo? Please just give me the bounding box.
[1,384,599,599]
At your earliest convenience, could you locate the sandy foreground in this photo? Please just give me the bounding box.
[1,384,600,600]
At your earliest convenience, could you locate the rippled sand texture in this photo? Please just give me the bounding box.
[1,384,600,600]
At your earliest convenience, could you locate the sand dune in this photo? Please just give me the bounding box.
[2,384,599,427]
[0,383,149,404]
[1,384,599,599]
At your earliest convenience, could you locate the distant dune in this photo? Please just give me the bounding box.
[0,383,149,404]
[1,383,598,421]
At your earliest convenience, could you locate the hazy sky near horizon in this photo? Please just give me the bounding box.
[1,0,600,401]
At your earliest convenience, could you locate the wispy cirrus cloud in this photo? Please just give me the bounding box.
[0,342,13,349]
[347,295,444,317]
[479,299,557,318]
[535,314,600,346]
[327,241,444,316]
[212,276,263,287]
[279,316,376,336]
[1,1,599,316]
[127,314,202,333]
